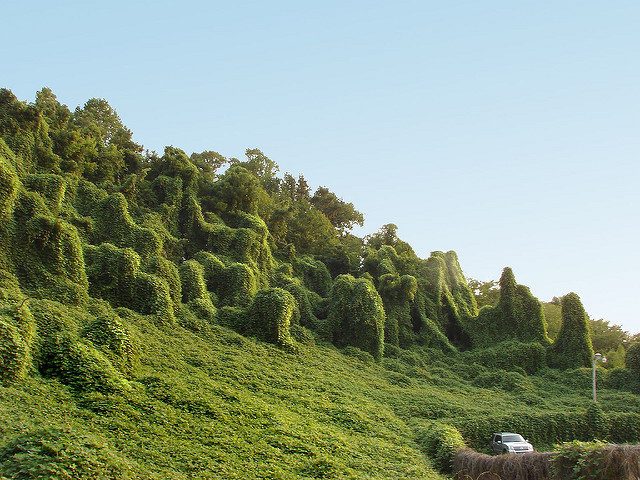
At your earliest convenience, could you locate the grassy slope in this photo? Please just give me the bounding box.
[1,310,440,480]
[2,307,639,479]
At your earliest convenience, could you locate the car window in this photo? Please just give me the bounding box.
[503,434,524,443]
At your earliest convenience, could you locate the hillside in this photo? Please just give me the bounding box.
[1,88,640,480]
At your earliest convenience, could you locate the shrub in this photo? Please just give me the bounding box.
[144,255,181,314]
[294,256,332,297]
[84,243,174,323]
[0,428,137,480]
[604,367,640,393]
[38,333,129,393]
[414,251,475,350]
[328,274,385,362]
[342,346,375,364]
[0,320,30,385]
[131,272,174,324]
[378,273,418,348]
[179,260,207,303]
[625,342,640,377]
[0,301,35,385]
[290,324,315,346]
[547,292,594,369]
[415,422,466,473]
[81,313,138,374]
[192,251,225,292]
[15,209,88,305]
[244,288,296,350]
[283,279,320,330]
[607,413,640,443]
[90,192,162,259]
[220,262,257,307]
[27,298,93,367]
[585,402,607,439]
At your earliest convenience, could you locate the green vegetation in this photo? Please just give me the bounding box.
[548,293,594,369]
[328,274,385,361]
[469,267,549,349]
[1,88,639,479]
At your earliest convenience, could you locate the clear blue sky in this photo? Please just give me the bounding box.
[3,1,639,332]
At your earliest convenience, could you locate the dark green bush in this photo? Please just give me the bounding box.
[414,251,476,350]
[24,173,65,215]
[283,279,321,330]
[38,333,130,393]
[328,274,385,362]
[90,192,162,259]
[415,422,466,473]
[607,412,640,443]
[192,251,225,291]
[585,402,607,439]
[220,262,257,307]
[178,260,208,303]
[245,287,296,350]
[14,204,89,305]
[604,367,640,393]
[289,324,315,346]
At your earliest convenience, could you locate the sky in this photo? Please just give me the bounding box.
[2,1,639,332]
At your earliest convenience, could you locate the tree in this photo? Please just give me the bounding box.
[296,175,311,201]
[310,186,364,234]
[34,87,71,130]
[589,318,628,354]
[364,223,415,257]
[284,200,338,256]
[208,165,273,217]
[190,150,227,175]
[466,278,500,309]
[73,98,129,147]
[231,148,280,194]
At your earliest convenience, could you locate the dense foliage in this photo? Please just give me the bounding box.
[547,293,594,369]
[0,88,638,479]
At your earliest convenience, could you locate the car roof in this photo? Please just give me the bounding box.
[493,432,518,436]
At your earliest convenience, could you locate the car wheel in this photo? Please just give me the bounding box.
[503,448,509,455]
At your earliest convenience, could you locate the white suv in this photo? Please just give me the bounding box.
[491,433,534,454]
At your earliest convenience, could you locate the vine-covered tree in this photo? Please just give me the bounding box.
[547,292,594,369]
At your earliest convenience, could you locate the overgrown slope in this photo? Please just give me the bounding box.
[1,88,639,479]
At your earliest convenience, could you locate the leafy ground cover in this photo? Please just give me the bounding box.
[2,311,639,479]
